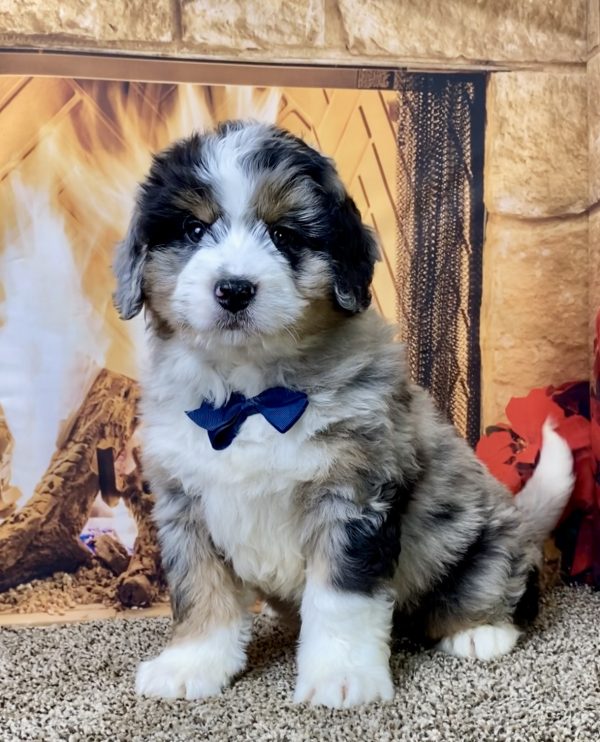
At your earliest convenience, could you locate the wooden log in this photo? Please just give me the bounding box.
[117,456,164,608]
[94,534,130,576]
[0,369,139,592]
[0,409,19,519]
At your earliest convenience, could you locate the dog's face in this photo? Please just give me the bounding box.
[113,121,379,347]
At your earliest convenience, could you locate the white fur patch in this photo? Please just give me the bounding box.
[515,419,574,542]
[135,619,251,700]
[199,125,259,221]
[294,577,394,708]
[438,623,521,661]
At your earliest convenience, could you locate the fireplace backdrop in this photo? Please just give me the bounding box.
[0,58,593,614]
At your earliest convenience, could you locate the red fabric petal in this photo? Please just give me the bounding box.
[505,388,565,444]
[476,431,524,493]
[595,310,600,379]
[475,430,514,463]
[490,462,523,495]
[556,415,591,453]
[591,416,600,458]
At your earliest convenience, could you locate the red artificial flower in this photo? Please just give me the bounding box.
[476,306,600,586]
[476,385,591,499]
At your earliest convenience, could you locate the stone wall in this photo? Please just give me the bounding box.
[481,2,596,424]
[481,70,590,423]
[0,0,597,429]
[0,0,589,68]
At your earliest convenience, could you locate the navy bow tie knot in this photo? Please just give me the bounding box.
[186,387,309,450]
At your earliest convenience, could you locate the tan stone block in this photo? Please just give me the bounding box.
[589,0,600,52]
[590,53,600,206]
[337,0,586,63]
[591,208,600,327]
[481,214,589,427]
[181,0,325,50]
[0,0,173,42]
[485,72,588,218]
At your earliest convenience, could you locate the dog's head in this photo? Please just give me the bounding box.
[113,121,379,346]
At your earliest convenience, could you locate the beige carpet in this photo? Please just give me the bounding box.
[1,587,599,741]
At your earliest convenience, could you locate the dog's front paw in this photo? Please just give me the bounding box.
[136,645,227,700]
[294,665,394,708]
[136,627,248,700]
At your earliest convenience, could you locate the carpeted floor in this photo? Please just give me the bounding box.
[1,587,599,742]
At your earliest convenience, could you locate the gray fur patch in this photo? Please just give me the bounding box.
[112,211,146,320]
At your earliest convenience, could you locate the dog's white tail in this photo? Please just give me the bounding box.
[514,420,575,543]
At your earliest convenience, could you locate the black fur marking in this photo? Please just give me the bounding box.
[267,223,317,272]
[414,518,514,631]
[137,135,218,249]
[422,501,465,527]
[322,195,379,314]
[392,608,438,648]
[144,211,198,251]
[333,478,414,595]
[513,567,540,627]
[242,127,334,190]
[442,520,512,589]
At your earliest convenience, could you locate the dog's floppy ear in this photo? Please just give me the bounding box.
[113,208,147,320]
[328,195,380,314]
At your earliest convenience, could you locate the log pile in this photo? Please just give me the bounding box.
[0,369,164,608]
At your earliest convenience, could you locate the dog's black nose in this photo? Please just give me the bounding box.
[214,279,256,313]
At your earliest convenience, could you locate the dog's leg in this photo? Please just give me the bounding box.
[434,563,537,661]
[294,572,395,708]
[136,491,251,700]
[427,537,538,663]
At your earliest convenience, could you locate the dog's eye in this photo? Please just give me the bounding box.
[269,226,302,251]
[183,217,207,243]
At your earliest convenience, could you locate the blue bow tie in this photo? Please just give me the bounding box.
[186,387,309,450]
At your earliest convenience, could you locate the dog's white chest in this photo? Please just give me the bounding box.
[201,468,304,598]
[145,401,332,599]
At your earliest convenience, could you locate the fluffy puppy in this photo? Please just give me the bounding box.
[113,121,573,708]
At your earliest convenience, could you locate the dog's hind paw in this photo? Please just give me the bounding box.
[294,666,394,708]
[438,622,521,661]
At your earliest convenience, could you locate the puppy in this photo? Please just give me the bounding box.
[113,121,574,708]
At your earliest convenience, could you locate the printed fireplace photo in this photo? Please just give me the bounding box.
[0,63,594,620]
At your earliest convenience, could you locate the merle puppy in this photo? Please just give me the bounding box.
[113,121,573,708]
